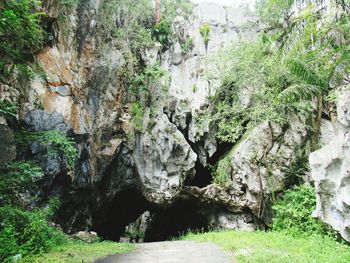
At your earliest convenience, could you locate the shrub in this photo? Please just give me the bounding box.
[199,23,211,48]
[272,184,331,237]
[16,130,78,168]
[0,161,43,206]
[130,103,144,132]
[211,156,231,186]
[181,37,194,54]
[0,100,18,117]
[0,205,66,262]
[0,0,45,78]
[0,161,66,262]
[153,19,172,47]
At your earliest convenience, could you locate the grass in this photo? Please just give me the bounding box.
[22,240,135,263]
[181,230,350,263]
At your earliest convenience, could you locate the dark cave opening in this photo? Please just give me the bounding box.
[186,141,233,187]
[186,161,212,187]
[144,198,210,242]
[92,188,151,241]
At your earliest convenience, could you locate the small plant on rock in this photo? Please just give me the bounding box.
[199,23,211,50]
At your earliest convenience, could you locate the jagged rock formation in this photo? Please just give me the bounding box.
[310,86,350,242]
[2,0,349,242]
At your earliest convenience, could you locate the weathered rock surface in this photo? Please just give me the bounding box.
[4,0,341,242]
[133,114,197,204]
[310,86,350,242]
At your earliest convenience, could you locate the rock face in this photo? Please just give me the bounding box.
[133,114,197,204]
[27,0,260,238]
[6,0,347,242]
[310,86,350,242]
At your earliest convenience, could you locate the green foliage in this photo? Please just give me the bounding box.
[0,161,43,206]
[16,131,77,168]
[181,37,194,54]
[162,0,193,21]
[0,160,66,262]
[0,0,45,78]
[282,149,309,186]
[211,156,231,187]
[257,0,295,28]
[207,40,292,143]
[99,0,154,53]
[199,23,211,48]
[58,0,79,8]
[206,0,350,144]
[0,100,18,117]
[130,103,144,132]
[131,64,168,107]
[0,205,66,262]
[272,184,332,237]
[153,19,172,47]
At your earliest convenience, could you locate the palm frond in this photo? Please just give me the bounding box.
[278,83,321,102]
[286,59,328,88]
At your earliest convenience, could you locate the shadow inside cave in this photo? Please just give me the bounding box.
[91,188,214,242]
[91,188,151,241]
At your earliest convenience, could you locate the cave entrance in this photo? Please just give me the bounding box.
[144,197,211,242]
[186,141,233,188]
[92,188,151,241]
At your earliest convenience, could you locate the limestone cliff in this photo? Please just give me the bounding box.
[1,0,348,242]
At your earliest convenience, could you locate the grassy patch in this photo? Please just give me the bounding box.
[23,240,135,263]
[181,230,350,263]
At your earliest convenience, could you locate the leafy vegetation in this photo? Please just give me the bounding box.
[206,0,350,148]
[181,37,194,54]
[0,160,66,262]
[0,205,66,263]
[0,0,46,79]
[0,161,43,206]
[272,184,333,237]
[181,230,350,263]
[153,19,172,47]
[0,100,18,117]
[130,102,144,132]
[16,130,77,168]
[199,23,211,49]
[206,40,292,143]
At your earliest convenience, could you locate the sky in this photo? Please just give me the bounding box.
[190,0,255,7]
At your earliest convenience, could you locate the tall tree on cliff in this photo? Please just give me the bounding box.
[155,0,160,23]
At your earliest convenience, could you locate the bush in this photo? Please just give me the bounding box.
[0,160,66,262]
[0,0,45,78]
[0,205,66,262]
[199,23,211,48]
[130,103,144,132]
[0,100,18,118]
[16,130,78,168]
[272,184,331,237]
[153,19,172,47]
[0,161,43,206]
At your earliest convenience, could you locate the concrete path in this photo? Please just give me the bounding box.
[94,240,232,263]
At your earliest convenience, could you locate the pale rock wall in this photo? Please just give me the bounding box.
[310,86,350,242]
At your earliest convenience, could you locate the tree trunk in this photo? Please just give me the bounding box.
[155,0,160,23]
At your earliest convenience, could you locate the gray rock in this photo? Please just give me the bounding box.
[73,231,100,243]
[49,85,72,97]
[24,110,71,132]
[133,114,197,204]
[310,86,350,242]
